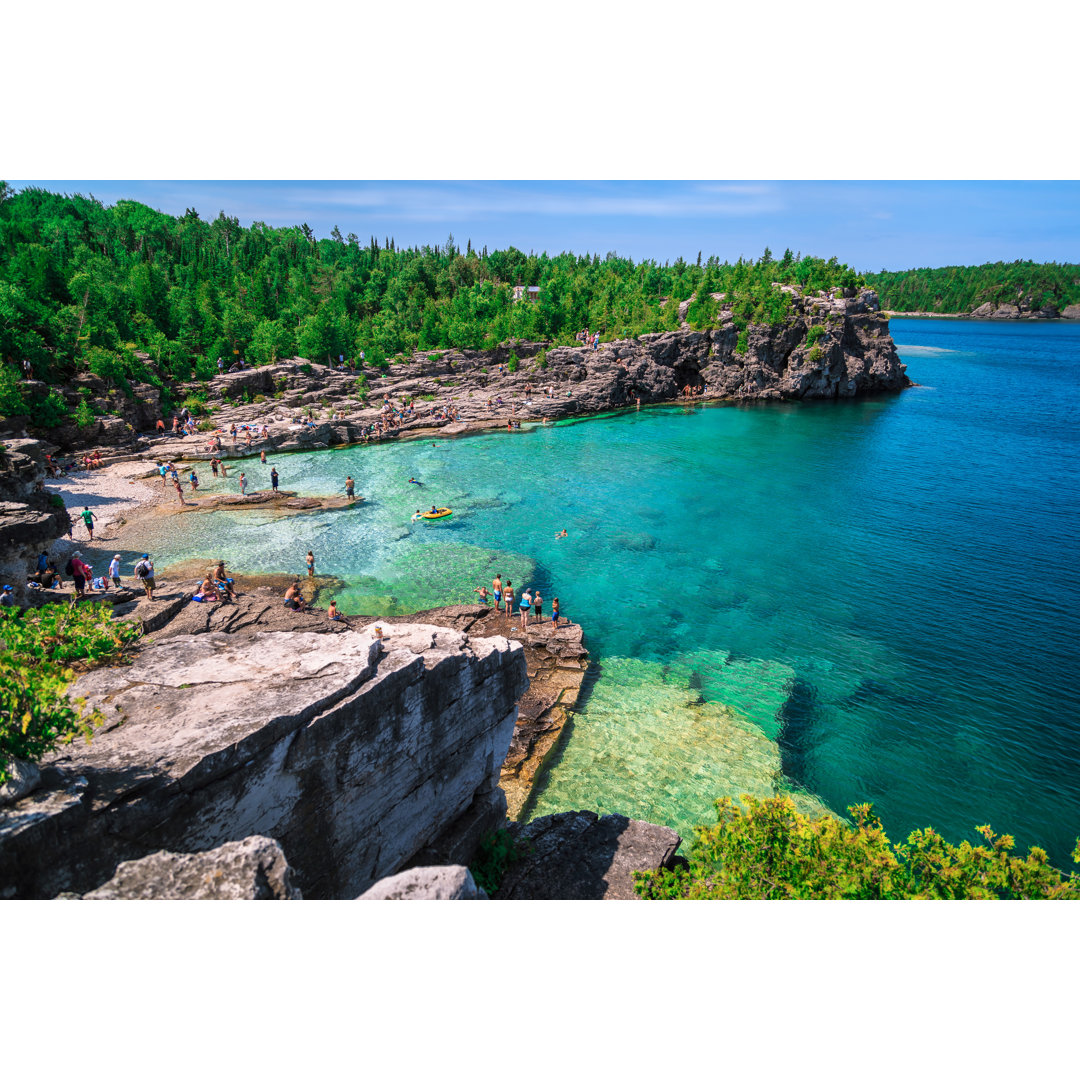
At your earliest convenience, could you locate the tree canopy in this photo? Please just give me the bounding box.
[0,185,865,426]
[867,261,1080,314]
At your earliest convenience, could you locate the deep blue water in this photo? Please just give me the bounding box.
[144,319,1080,866]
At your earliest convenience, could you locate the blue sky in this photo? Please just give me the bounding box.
[11,180,1079,273]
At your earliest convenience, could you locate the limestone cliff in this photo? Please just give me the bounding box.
[0,623,528,899]
[52,286,910,457]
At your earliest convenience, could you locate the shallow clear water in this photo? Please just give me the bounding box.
[143,319,1080,865]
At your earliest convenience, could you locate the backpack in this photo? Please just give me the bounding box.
[136,562,150,578]
[65,558,75,575]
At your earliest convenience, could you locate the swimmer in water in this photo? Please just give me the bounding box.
[555,529,568,539]
[409,477,423,485]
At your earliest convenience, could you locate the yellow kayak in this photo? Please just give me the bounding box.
[419,508,452,520]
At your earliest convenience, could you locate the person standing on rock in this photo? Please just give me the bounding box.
[80,507,98,540]
[551,597,560,628]
[239,472,247,496]
[345,476,355,499]
[109,554,122,589]
[519,586,532,630]
[533,590,543,623]
[271,467,279,492]
[134,554,155,600]
[503,580,513,618]
[306,550,315,577]
[173,477,187,506]
[492,574,502,609]
[68,551,92,603]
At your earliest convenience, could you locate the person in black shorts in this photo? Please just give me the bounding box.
[533,590,543,622]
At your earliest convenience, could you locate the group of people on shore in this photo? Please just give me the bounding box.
[474,573,562,631]
[19,549,157,607]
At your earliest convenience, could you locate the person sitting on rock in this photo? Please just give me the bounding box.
[213,561,237,601]
[283,579,306,612]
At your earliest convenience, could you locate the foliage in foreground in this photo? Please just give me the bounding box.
[633,795,1080,900]
[0,605,141,784]
[469,828,529,897]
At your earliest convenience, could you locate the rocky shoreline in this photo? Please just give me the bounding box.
[13,285,910,460]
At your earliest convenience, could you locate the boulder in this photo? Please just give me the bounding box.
[0,760,41,806]
[497,811,682,900]
[990,303,1021,319]
[1062,304,1080,320]
[83,836,301,899]
[357,865,486,900]
[970,302,996,318]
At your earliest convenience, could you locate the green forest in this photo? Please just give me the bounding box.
[867,261,1080,314]
[0,183,862,428]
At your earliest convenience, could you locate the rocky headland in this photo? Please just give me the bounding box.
[19,285,909,457]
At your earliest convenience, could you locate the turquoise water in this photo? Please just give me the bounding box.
[144,319,1080,866]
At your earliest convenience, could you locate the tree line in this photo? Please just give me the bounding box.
[866,261,1080,314]
[0,184,864,426]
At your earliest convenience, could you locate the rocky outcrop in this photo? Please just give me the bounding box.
[82,836,301,899]
[496,812,683,900]
[357,865,486,900]
[0,622,528,899]
[55,287,909,460]
[0,438,70,604]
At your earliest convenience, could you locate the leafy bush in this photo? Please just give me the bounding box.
[299,363,313,375]
[634,794,1080,900]
[253,394,266,404]
[806,325,826,346]
[808,344,825,364]
[0,605,142,784]
[735,330,749,355]
[469,829,528,896]
[507,353,520,373]
[73,399,97,429]
[197,419,215,431]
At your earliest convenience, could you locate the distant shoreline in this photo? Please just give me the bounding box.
[885,310,1079,321]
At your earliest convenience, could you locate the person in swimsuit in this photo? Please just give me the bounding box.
[271,468,279,491]
[345,476,355,499]
[305,551,315,577]
[213,561,237,601]
[503,580,513,617]
[533,591,543,622]
[551,597,560,628]
[492,574,502,608]
[474,585,490,605]
[555,529,567,539]
[519,587,532,630]
[284,579,306,611]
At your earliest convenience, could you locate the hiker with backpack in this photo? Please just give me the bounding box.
[134,554,155,599]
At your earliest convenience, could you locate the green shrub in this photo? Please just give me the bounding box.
[0,605,142,784]
[197,419,215,431]
[806,325,826,346]
[469,829,529,896]
[634,794,1080,900]
[507,353,520,373]
[735,330,749,355]
[253,394,266,404]
[299,363,313,375]
[73,399,97,429]
[420,393,436,401]
[808,344,825,364]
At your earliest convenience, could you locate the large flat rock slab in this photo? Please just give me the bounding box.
[1,623,527,899]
